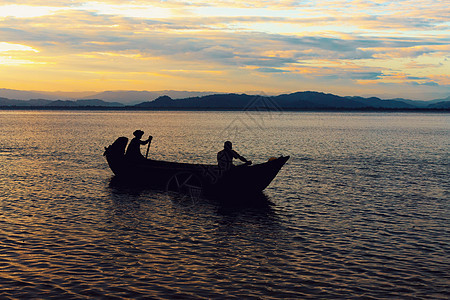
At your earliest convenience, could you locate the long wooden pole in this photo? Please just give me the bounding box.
[145,136,152,159]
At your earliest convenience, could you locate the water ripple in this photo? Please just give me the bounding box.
[0,111,449,298]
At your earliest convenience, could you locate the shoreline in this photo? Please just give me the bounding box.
[1,106,449,112]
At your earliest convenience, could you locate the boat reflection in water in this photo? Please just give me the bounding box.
[109,174,276,210]
[104,136,289,203]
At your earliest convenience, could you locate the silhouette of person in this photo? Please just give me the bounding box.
[217,141,252,172]
[125,130,152,161]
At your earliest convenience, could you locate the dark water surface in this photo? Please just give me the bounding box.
[0,111,448,299]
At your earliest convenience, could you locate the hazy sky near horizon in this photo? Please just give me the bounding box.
[0,0,449,99]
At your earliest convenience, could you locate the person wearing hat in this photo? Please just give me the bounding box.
[217,141,251,173]
[125,130,152,161]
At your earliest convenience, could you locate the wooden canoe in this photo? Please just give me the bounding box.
[104,137,289,198]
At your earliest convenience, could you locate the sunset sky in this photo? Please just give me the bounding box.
[0,0,449,99]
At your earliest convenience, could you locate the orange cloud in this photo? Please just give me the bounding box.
[0,0,448,99]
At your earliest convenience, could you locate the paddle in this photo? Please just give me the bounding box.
[145,135,153,159]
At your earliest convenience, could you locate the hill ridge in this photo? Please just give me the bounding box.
[0,91,449,110]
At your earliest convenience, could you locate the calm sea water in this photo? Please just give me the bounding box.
[0,111,448,299]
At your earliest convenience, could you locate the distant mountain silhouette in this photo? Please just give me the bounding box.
[52,99,124,107]
[0,98,54,106]
[426,96,450,108]
[0,88,216,104]
[81,90,216,104]
[151,95,174,105]
[393,96,449,108]
[427,100,450,109]
[1,91,448,110]
[0,89,61,100]
[135,93,255,108]
[0,98,123,107]
[344,96,414,109]
[135,91,425,110]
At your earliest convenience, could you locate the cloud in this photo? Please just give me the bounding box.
[0,42,38,52]
[411,81,440,86]
[255,67,287,73]
[1,9,446,63]
[0,0,448,97]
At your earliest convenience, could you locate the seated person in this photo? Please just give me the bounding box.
[217,141,251,172]
[125,130,152,161]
